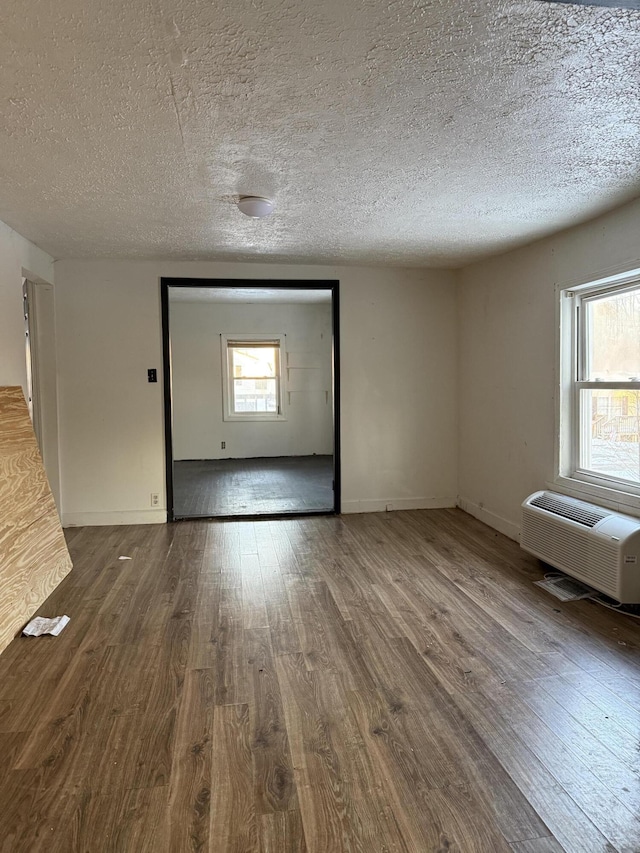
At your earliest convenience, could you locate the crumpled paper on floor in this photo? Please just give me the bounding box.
[22,615,70,637]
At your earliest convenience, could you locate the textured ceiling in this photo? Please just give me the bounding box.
[1,0,639,267]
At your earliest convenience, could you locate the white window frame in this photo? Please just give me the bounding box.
[556,266,640,513]
[221,333,287,422]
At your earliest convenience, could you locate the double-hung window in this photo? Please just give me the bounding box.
[221,334,286,421]
[562,274,640,496]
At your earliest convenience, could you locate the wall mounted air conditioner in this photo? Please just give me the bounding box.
[521,491,640,603]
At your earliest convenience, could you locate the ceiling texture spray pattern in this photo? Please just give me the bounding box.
[1,0,639,266]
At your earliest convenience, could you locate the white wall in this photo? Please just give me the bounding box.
[171,300,333,460]
[0,220,55,389]
[9,197,640,535]
[457,196,640,540]
[0,221,61,509]
[30,282,62,510]
[54,259,458,525]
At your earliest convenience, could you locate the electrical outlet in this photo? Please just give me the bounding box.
[150,492,159,507]
[221,441,226,449]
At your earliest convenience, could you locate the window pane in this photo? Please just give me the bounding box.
[232,347,277,379]
[580,388,640,484]
[233,378,277,413]
[586,288,640,380]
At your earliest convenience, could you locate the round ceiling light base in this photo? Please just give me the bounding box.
[237,196,275,218]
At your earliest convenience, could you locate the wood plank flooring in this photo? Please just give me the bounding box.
[1,508,639,852]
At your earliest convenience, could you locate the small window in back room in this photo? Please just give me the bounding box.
[221,334,286,421]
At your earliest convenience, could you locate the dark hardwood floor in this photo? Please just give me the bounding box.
[1,508,639,852]
[173,455,334,518]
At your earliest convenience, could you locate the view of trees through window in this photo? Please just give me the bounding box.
[581,287,640,485]
[231,345,279,413]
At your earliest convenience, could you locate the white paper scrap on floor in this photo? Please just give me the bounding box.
[22,615,70,636]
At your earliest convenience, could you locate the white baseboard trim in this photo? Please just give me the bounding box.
[63,509,167,527]
[456,497,520,542]
[341,496,457,515]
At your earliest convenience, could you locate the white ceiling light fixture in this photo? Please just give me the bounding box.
[237,196,274,218]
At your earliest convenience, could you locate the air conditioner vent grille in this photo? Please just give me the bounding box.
[530,493,608,528]
[586,539,620,590]
[521,514,590,578]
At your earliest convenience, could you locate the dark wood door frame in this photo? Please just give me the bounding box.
[160,278,341,522]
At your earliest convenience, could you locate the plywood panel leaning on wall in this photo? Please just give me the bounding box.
[0,386,72,656]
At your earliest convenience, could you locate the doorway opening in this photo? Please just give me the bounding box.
[23,278,62,513]
[161,279,340,521]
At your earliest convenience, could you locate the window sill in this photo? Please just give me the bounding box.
[223,413,288,423]
[549,475,640,519]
